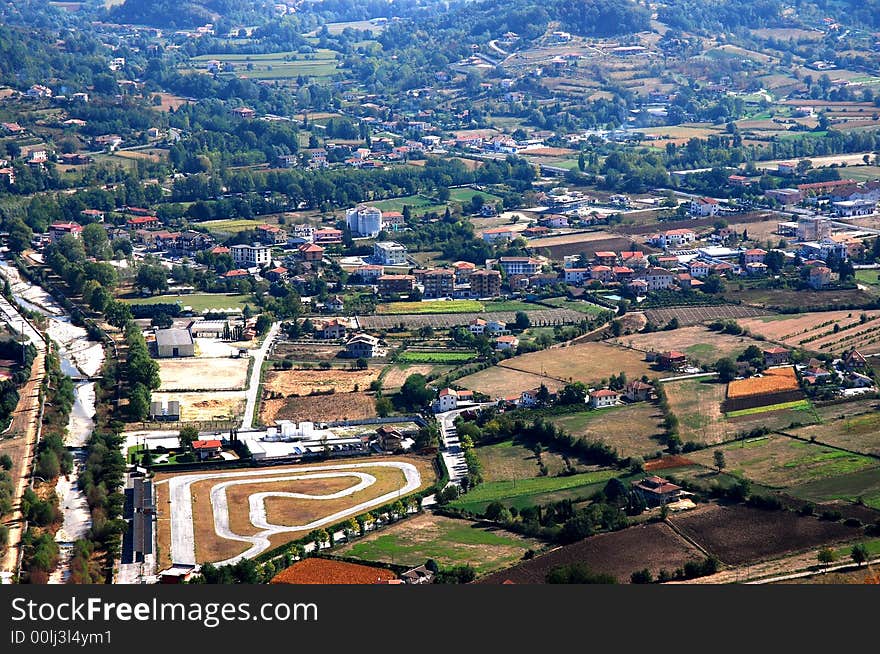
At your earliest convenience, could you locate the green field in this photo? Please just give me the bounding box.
[193,218,265,234]
[192,50,340,80]
[337,514,540,575]
[122,293,253,312]
[377,300,485,314]
[372,195,446,216]
[855,269,880,290]
[449,469,618,513]
[725,399,814,418]
[541,296,609,315]
[482,300,537,312]
[788,466,880,510]
[447,188,502,204]
[397,351,477,363]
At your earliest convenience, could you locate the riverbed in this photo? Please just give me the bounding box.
[0,257,105,583]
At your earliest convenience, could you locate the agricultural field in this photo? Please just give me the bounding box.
[526,234,641,259]
[192,218,267,234]
[397,351,477,363]
[154,456,436,568]
[371,194,445,216]
[476,440,545,482]
[149,391,246,422]
[789,408,880,456]
[669,504,860,565]
[478,522,704,584]
[550,403,667,459]
[263,368,380,396]
[498,341,655,386]
[191,50,341,81]
[376,300,485,315]
[611,325,766,364]
[662,378,728,444]
[786,467,880,511]
[737,310,880,354]
[726,367,801,400]
[540,296,609,316]
[121,293,253,312]
[271,341,345,361]
[448,469,618,514]
[722,286,875,311]
[157,358,249,392]
[457,366,566,399]
[270,558,397,584]
[688,435,878,490]
[358,308,585,330]
[642,305,769,327]
[337,513,542,576]
[260,391,377,425]
[380,363,452,390]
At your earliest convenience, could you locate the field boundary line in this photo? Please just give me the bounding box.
[773,430,880,462]
[663,517,713,559]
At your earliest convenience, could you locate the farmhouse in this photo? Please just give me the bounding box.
[589,389,620,408]
[317,319,347,340]
[345,333,385,358]
[434,387,473,412]
[495,335,519,352]
[189,320,229,339]
[762,347,791,367]
[657,351,687,371]
[155,328,195,358]
[49,222,83,241]
[624,380,653,402]
[632,476,683,507]
[652,229,696,250]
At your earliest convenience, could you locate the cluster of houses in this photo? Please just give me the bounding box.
[798,348,876,396]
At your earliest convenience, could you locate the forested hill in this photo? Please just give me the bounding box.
[107,0,274,29]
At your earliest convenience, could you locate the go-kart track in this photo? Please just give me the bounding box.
[157,461,422,566]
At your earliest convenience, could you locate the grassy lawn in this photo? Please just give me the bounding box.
[397,351,477,363]
[121,293,254,312]
[377,300,485,314]
[787,466,880,510]
[725,399,814,418]
[834,538,880,559]
[855,269,880,292]
[447,188,502,204]
[192,50,340,80]
[337,513,540,575]
[476,440,541,482]
[541,296,609,315]
[372,195,446,216]
[449,469,618,513]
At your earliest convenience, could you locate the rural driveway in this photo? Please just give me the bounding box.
[436,404,493,489]
[241,321,281,430]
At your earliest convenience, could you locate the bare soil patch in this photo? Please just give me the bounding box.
[158,358,249,391]
[263,369,380,396]
[260,392,377,425]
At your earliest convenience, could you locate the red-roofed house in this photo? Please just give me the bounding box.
[589,388,620,408]
[297,242,325,262]
[689,197,719,217]
[192,440,222,460]
[632,476,683,506]
[743,248,767,264]
[265,266,289,283]
[49,222,83,241]
[762,346,790,367]
[657,350,687,371]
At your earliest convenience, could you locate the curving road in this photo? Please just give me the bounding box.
[157,461,421,566]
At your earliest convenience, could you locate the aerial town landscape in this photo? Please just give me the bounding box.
[0,0,879,587]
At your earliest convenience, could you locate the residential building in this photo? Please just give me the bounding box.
[345,333,385,358]
[644,267,675,291]
[594,251,617,266]
[469,269,502,298]
[231,243,272,267]
[346,205,383,237]
[565,268,591,285]
[743,249,767,264]
[808,265,832,289]
[314,228,343,245]
[497,257,542,276]
[317,319,346,340]
[494,335,519,352]
[357,264,384,282]
[232,107,256,119]
[653,229,697,249]
[688,260,711,278]
[155,328,195,358]
[482,227,515,243]
[842,349,868,370]
[434,388,465,413]
[832,199,876,217]
[765,188,803,206]
[382,211,406,232]
[377,274,416,295]
[632,476,683,506]
[49,222,83,241]
[325,295,345,312]
[689,197,720,217]
[589,389,620,408]
[657,350,687,370]
[265,266,289,283]
[373,241,407,266]
[417,269,454,298]
[297,242,325,262]
[256,224,287,245]
[624,380,653,402]
[192,440,222,461]
[452,261,476,284]
[762,347,791,366]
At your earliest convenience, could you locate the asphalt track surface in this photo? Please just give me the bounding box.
[157,461,421,565]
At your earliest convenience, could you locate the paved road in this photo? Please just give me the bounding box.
[240,321,281,430]
[157,461,421,566]
[435,404,494,489]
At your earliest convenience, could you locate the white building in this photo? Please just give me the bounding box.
[433,388,473,412]
[346,205,383,237]
[589,389,620,408]
[644,267,675,290]
[373,241,407,266]
[653,229,697,250]
[497,257,542,276]
[689,197,720,217]
[230,243,272,267]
